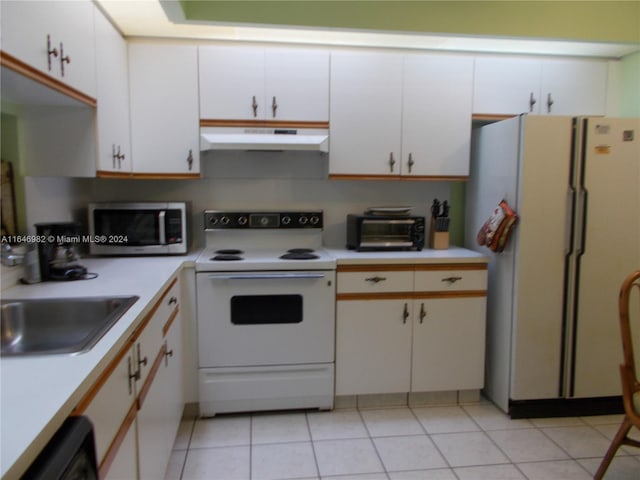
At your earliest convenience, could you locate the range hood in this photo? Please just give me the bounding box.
[200,127,329,153]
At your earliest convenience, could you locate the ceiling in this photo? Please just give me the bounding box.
[96,0,640,58]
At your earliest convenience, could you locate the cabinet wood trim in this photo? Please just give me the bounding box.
[162,307,180,337]
[472,114,516,122]
[338,264,415,273]
[137,346,165,408]
[96,171,201,180]
[338,263,487,273]
[0,50,97,107]
[414,263,488,272]
[328,174,469,182]
[71,338,135,415]
[97,399,137,479]
[200,119,329,129]
[337,290,486,301]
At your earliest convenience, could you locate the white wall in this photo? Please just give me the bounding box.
[24,150,450,249]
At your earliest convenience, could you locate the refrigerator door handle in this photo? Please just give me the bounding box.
[576,189,588,255]
[564,189,576,255]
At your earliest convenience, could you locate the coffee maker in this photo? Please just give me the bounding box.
[35,222,88,281]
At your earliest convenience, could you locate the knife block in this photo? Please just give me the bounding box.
[429,217,449,250]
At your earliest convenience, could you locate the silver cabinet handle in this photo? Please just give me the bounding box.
[187,149,193,170]
[529,92,537,112]
[127,357,138,394]
[272,96,278,117]
[547,93,554,113]
[59,42,70,77]
[442,276,462,284]
[47,34,58,71]
[164,341,173,366]
[389,152,396,172]
[403,303,409,324]
[252,95,258,117]
[112,144,125,168]
[136,343,148,371]
[407,153,415,174]
[419,303,426,324]
[168,296,178,305]
[365,276,387,283]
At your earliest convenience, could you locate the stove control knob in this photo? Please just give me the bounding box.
[299,215,308,225]
[282,216,291,225]
[310,215,320,225]
[208,216,219,225]
[220,216,230,225]
[238,216,248,226]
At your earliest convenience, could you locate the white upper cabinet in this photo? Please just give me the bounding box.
[1,0,96,98]
[402,54,473,177]
[330,51,473,178]
[329,51,403,176]
[94,11,131,174]
[540,58,608,116]
[199,46,329,122]
[473,56,608,116]
[128,43,200,176]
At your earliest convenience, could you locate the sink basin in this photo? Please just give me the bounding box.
[1,296,139,356]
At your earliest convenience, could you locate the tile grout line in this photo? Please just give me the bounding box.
[356,408,391,478]
[408,405,456,474]
[304,412,322,479]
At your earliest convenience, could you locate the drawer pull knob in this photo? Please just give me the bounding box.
[365,276,387,283]
[442,276,462,284]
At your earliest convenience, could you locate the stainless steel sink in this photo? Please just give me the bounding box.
[1,296,139,356]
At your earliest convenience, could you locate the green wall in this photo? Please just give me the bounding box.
[181,1,640,44]
[621,51,640,116]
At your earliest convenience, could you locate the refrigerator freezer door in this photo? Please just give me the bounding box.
[571,118,640,398]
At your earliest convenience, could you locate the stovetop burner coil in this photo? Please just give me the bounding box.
[280,252,319,260]
[215,249,244,255]
[211,254,243,261]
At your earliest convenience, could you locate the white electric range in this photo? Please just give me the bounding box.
[195,210,336,416]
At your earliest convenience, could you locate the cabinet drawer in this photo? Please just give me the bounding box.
[414,267,487,292]
[337,270,413,294]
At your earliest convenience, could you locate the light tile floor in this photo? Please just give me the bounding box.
[164,400,640,480]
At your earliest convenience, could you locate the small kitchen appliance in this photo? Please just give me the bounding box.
[35,222,88,281]
[195,210,336,416]
[88,202,188,256]
[346,212,425,251]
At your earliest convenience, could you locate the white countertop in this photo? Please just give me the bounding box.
[0,254,195,480]
[327,246,489,265]
[0,246,485,479]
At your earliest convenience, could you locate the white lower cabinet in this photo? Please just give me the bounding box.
[74,276,183,479]
[335,264,487,397]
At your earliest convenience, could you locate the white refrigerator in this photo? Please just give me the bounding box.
[465,115,640,416]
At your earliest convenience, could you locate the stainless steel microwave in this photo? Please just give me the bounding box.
[88,202,188,255]
[346,214,425,251]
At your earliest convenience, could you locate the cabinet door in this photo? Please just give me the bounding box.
[336,299,412,395]
[163,306,184,460]
[1,0,96,97]
[129,43,200,174]
[81,347,137,466]
[329,51,403,176]
[473,56,542,115]
[104,418,137,480]
[411,297,486,392]
[265,49,329,121]
[95,10,131,173]
[540,58,608,115]
[402,54,473,177]
[199,46,265,120]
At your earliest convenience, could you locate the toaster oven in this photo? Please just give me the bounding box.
[346,214,425,251]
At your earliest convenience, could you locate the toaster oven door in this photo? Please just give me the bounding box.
[359,219,415,249]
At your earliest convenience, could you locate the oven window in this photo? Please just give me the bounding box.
[231,295,303,324]
[361,220,413,243]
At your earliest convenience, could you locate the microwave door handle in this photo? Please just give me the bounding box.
[158,211,166,245]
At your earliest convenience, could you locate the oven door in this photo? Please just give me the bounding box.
[197,270,336,367]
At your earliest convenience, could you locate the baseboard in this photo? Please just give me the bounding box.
[509,396,624,419]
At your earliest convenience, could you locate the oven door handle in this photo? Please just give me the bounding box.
[206,273,326,280]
